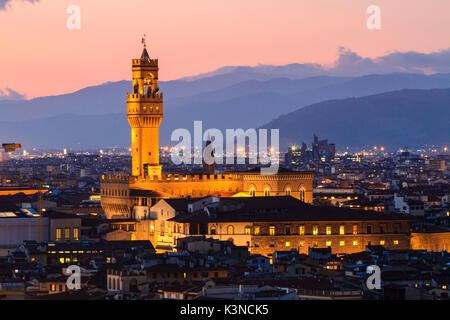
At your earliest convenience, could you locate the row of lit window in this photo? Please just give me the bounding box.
[50,250,100,254]
[58,257,78,264]
[281,239,400,247]
[55,227,79,241]
[322,196,359,200]
[227,224,399,235]
[229,225,357,236]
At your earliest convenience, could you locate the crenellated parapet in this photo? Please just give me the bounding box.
[132,58,158,67]
[127,90,163,102]
[237,171,315,181]
[133,173,241,184]
[101,174,133,183]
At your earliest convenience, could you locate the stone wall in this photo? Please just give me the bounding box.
[410,232,450,252]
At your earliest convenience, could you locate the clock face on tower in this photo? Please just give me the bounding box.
[144,73,156,87]
[143,76,153,86]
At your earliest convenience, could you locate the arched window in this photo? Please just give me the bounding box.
[227,225,234,235]
[285,188,291,196]
[264,188,270,197]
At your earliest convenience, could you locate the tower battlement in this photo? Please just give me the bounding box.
[133,173,240,183]
[127,91,163,101]
[132,58,158,67]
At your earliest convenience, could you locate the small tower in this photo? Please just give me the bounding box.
[127,37,163,178]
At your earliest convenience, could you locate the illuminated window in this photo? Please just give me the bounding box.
[249,188,256,197]
[339,225,345,235]
[326,241,332,247]
[299,242,305,247]
[393,240,399,245]
[264,189,270,197]
[269,226,275,236]
[56,228,62,241]
[285,189,291,196]
[380,240,385,245]
[227,225,234,235]
[285,242,290,247]
[326,226,331,235]
[313,225,318,235]
[299,225,305,235]
[353,224,358,235]
[168,226,172,237]
[313,242,318,247]
[73,228,79,241]
[299,188,305,202]
[64,228,70,240]
[244,227,251,235]
[59,258,64,264]
[339,241,345,246]
[254,226,260,236]
[353,241,358,246]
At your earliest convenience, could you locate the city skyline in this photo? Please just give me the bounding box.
[0,0,449,303]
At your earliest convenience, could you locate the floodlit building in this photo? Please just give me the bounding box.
[100,44,314,219]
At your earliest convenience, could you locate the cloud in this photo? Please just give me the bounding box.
[0,88,27,100]
[190,47,450,81]
[331,47,450,76]
[0,0,40,11]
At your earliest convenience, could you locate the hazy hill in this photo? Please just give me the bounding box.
[1,88,449,150]
[261,88,450,149]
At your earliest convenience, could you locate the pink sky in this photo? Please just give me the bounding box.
[0,0,449,98]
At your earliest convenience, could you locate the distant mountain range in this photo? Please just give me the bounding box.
[0,66,449,149]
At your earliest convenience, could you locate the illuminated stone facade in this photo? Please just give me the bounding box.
[410,232,450,252]
[105,197,411,255]
[100,45,314,219]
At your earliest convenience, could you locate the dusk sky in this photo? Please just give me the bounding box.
[0,0,449,98]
